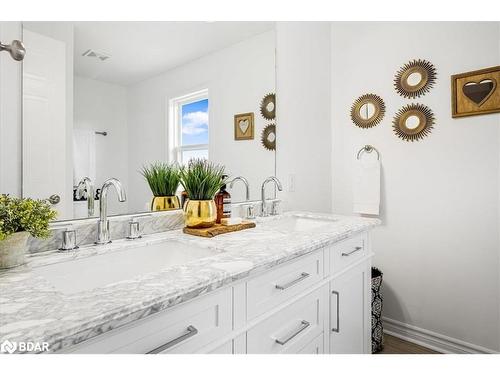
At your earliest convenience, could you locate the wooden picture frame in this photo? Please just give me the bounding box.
[451,66,500,118]
[234,112,254,140]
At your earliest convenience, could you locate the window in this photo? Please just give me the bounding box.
[168,89,209,165]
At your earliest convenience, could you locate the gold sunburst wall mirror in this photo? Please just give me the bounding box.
[393,103,435,142]
[394,59,437,99]
[261,123,276,151]
[350,94,386,128]
[260,93,276,120]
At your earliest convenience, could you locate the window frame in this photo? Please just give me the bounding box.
[167,88,209,164]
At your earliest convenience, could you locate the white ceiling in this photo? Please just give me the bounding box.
[72,22,275,86]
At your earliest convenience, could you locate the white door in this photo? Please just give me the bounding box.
[330,261,370,354]
[22,29,68,218]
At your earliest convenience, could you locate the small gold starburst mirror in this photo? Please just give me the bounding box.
[261,123,276,151]
[394,59,437,99]
[393,103,435,142]
[350,94,386,129]
[260,93,276,120]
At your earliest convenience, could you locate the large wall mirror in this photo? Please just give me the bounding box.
[20,22,277,221]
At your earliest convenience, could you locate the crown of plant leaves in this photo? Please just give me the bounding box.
[140,162,181,197]
[0,194,57,240]
[179,159,227,200]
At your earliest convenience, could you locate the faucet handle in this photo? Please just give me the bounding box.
[58,226,79,251]
[271,200,281,216]
[243,204,256,220]
[126,217,144,240]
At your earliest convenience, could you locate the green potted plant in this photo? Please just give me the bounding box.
[141,162,181,211]
[0,194,57,269]
[179,159,227,228]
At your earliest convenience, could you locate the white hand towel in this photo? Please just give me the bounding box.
[72,129,96,186]
[353,158,380,215]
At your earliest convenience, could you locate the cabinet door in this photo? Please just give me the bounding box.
[330,261,370,354]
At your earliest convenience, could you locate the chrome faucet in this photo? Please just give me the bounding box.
[261,176,283,217]
[96,178,127,245]
[76,177,95,217]
[229,176,250,201]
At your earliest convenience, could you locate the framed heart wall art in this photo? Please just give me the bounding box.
[451,66,500,118]
[234,112,254,140]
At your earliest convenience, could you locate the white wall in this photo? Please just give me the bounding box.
[127,31,275,212]
[0,22,22,196]
[275,22,332,213]
[74,76,129,215]
[331,22,500,351]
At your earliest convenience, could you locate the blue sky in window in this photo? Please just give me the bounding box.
[181,99,208,146]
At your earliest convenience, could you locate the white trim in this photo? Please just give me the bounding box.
[383,317,498,354]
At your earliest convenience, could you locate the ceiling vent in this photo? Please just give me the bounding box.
[82,49,111,61]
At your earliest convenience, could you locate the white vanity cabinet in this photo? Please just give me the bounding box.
[330,261,371,353]
[64,231,373,354]
[329,233,372,354]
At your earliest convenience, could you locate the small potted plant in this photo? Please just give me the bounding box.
[179,159,227,228]
[0,194,57,269]
[141,162,181,211]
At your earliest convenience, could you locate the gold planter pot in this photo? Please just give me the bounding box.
[151,196,181,211]
[184,199,217,228]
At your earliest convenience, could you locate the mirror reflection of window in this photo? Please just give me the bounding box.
[169,89,209,165]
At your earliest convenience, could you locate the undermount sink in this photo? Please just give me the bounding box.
[264,215,337,232]
[33,241,220,294]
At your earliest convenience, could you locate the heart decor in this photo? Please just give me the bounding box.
[238,119,249,134]
[462,79,496,106]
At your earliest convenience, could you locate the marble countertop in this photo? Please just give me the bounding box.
[0,211,380,353]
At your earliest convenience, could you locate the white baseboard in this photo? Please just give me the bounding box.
[383,317,498,354]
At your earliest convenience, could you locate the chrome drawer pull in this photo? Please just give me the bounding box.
[275,272,310,290]
[275,320,311,345]
[147,325,198,354]
[341,246,363,257]
[332,290,340,333]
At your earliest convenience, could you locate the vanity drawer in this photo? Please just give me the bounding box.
[246,251,324,320]
[246,287,325,354]
[331,233,367,274]
[66,288,232,354]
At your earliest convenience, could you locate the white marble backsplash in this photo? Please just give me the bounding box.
[26,200,274,254]
[27,210,184,254]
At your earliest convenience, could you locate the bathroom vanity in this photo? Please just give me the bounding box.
[0,212,379,354]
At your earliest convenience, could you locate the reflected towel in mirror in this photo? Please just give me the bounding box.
[73,129,96,186]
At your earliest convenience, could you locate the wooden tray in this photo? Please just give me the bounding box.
[183,221,256,238]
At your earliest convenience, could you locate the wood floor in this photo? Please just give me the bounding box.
[378,334,440,354]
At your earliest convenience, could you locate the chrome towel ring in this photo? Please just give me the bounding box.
[356,145,380,160]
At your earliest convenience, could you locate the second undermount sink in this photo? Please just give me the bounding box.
[263,215,338,232]
[33,241,220,294]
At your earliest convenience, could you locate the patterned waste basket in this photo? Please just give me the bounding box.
[371,267,384,353]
